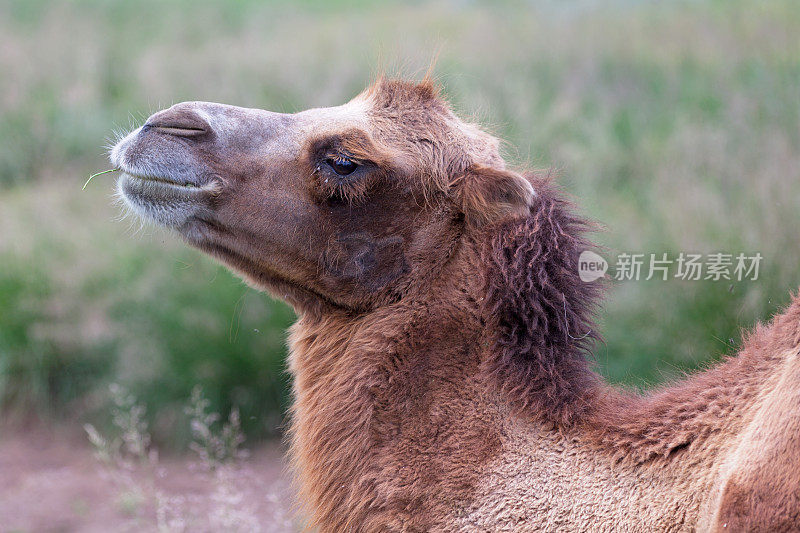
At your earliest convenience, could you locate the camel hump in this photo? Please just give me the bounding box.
[710,350,800,532]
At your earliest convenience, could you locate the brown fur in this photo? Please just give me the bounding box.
[112,78,800,531]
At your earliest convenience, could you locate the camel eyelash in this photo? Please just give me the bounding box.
[315,154,375,204]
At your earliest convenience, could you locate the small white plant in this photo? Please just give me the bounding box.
[84,383,265,532]
[185,385,248,470]
[84,384,157,520]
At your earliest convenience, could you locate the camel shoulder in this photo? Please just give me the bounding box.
[710,349,800,532]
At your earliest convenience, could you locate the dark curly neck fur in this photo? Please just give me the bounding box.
[479,175,604,427]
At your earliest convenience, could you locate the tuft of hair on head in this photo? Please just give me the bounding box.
[421,49,442,88]
[360,69,443,111]
[450,164,536,227]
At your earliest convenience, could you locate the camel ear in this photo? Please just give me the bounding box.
[452,165,536,227]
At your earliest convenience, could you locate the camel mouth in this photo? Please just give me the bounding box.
[121,171,220,193]
[117,171,221,228]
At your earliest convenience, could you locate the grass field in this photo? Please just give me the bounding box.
[1,0,799,448]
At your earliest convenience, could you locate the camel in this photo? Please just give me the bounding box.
[109,78,800,532]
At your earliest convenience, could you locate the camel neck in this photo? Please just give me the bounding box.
[285,256,495,529]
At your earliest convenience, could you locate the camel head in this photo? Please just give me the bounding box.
[112,78,603,428]
[111,79,536,313]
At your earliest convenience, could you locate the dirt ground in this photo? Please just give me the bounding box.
[0,427,299,532]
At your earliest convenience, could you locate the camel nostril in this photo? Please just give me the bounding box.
[145,124,208,137]
[144,106,210,138]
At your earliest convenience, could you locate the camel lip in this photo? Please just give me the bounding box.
[121,171,220,192]
[118,173,223,211]
[117,172,221,228]
[117,171,222,207]
[114,153,223,193]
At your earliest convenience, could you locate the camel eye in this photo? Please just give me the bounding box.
[326,157,358,176]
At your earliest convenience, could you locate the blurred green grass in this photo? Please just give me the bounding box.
[1,0,798,447]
